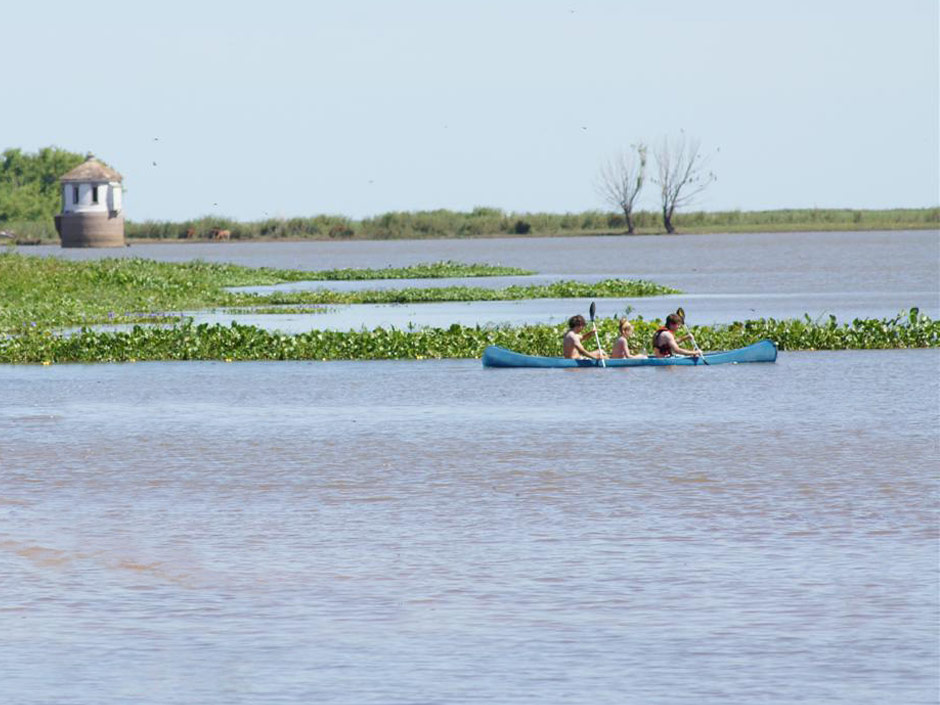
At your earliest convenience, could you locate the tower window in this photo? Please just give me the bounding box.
[72,186,79,204]
[92,186,99,204]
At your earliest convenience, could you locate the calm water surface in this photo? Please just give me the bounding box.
[1,351,938,704]
[191,290,936,333]
[31,230,938,331]
[23,229,940,294]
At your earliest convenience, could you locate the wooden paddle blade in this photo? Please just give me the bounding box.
[676,307,686,323]
[589,302,596,320]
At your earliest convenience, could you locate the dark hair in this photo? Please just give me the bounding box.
[665,313,681,327]
[568,314,585,329]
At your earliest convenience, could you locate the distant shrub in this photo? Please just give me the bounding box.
[39,206,940,242]
[328,223,354,239]
[0,219,58,241]
[606,213,625,228]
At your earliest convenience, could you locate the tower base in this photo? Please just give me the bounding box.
[55,212,126,248]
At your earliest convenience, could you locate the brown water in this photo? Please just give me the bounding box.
[1,351,938,704]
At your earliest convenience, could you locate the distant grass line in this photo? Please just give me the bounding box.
[2,310,936,363]
[4,207,937,242]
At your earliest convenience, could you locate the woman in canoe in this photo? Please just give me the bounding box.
[652,313,702,358]
[609,319,647,359]
[563,314,607,360]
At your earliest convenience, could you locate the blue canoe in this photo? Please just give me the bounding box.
[482,339,777,368]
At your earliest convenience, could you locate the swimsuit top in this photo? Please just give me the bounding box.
[652,326,672,356]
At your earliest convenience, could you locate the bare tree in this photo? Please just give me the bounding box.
[595,143,647,234]
[653,134,716,234]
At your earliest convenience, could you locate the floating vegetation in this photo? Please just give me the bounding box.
[222,305,331,315]
[0,253,530,332]
[0,252,673,332]
[233,279,681,307]
[2,310,935,363]
[282,260,534,280]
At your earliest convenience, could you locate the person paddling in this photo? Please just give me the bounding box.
[652,313,702,358]
[609,319,647,359]
[563,314,607,360]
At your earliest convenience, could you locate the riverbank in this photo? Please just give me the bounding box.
[3,207,937,243]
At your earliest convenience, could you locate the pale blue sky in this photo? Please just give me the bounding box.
[5,0,938,221]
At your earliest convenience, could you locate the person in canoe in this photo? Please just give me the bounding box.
[609,319,647,359]
[652,313,702,358]
[563,314,607,360]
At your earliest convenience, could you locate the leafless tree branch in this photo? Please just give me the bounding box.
[653,133,716,234]
[595,143,647,234]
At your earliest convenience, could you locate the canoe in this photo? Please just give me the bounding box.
[482,339,777,368]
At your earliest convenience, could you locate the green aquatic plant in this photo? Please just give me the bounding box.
[234,278,680,307]
[1,310,935,364]
[291,260,533,280]
[222,305,331,315]
[0,253,532,332]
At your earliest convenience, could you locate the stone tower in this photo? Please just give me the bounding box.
[54,154,125,247]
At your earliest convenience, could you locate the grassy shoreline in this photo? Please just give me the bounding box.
[4,207,937,243]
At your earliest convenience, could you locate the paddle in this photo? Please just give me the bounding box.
[589,301,606,368]
[676,307,708,365]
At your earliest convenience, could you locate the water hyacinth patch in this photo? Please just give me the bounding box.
[230,279,681,307]
[0,251,674,333]
[0,253,530,333]
[1,310,935,364]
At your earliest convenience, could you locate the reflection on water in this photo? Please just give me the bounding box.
[1,351,937,704]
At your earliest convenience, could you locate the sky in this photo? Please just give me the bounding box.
[4,0,938,221]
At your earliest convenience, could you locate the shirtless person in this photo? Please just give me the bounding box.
[651,313,702,358]
[563,314,607,360]
[609,319,647,359]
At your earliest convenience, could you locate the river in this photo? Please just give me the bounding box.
[3,230,939,704]
[27,229,940,330]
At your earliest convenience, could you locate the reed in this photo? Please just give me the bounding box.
[133,207,939,239]
[4,207,935,244]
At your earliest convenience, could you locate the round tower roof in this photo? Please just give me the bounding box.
[60,153,123,183]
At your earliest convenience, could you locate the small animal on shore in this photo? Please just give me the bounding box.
[210,229,231,241]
